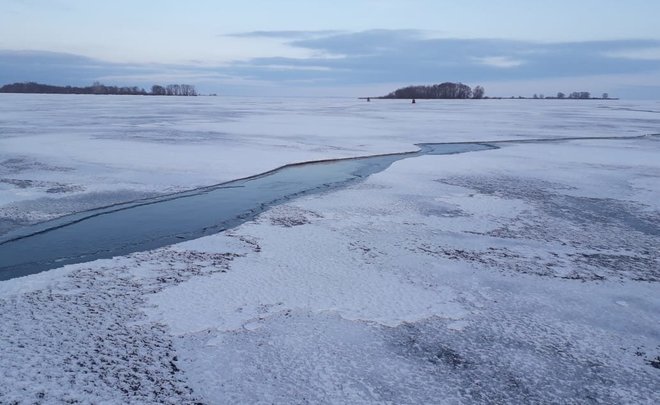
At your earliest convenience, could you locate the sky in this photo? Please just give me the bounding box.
[1,0,660,98]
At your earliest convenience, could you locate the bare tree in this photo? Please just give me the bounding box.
[151,85,166,95]
[472,85,485,99]
[569,91,591,99]
[180,84,197,96]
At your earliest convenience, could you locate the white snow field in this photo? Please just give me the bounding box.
[1,95,659,403]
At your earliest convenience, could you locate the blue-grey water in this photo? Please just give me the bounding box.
[0,143,495,280]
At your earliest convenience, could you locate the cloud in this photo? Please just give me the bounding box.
[226,30,344,39]
[474,56,525,68]
[220,30,660,87]
[2,30,660,97]
[0,50,135,85]
[604,47,660,61]
[0,50,228,88]
[233,64,337,72]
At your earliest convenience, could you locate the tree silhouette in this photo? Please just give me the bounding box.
[383,82,480,99]
[472,85,485,99]
[0,82,197,96]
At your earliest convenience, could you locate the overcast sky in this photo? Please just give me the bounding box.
[2,0,660,98]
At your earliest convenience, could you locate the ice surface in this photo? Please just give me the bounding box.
[1,94,659,233]
[1,96,659,403]
[147,137,659,403]
[145,214,467,335]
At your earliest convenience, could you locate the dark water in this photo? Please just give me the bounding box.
[0,143,495,280]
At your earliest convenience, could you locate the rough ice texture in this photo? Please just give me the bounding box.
[1,94,659,233]
[1,97,660,403]
[143,138,659,403]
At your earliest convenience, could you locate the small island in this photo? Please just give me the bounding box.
[362,83,616,101]
[362,82,485,100]
[0,82,198,96]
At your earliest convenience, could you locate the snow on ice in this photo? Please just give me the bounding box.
[1,95,659,403]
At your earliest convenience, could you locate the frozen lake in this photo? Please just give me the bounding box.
[0,95,659,404]
[0,142,493,280]
[1,94,659,235]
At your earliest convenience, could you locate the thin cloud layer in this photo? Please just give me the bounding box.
[227,30,344,39]
[0,50,157,85]
[231,30,660,84]
[2,30,660,96]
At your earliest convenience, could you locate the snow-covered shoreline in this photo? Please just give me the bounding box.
[1,97,659,403]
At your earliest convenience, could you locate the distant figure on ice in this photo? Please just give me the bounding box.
[367,97,370,102]
[412,98,416,104]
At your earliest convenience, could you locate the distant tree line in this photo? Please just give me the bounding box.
[381,82,485,99]
[529,92,612,100]
[150,84,197,96]
[0,82,197,96]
